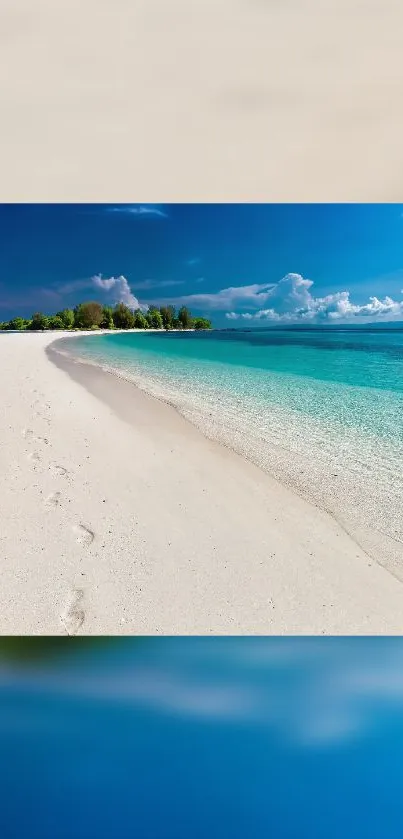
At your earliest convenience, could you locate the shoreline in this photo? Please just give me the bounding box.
[2,331,403,634]
[51,331,403,584]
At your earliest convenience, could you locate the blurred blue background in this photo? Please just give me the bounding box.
[1,637,403,838]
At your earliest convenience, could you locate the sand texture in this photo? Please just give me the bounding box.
[1,331,403,635]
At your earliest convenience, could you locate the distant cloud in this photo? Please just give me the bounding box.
[58,277,183,297]
[0,284,62,311]
[159,272,403,322]
[53,274,184,311]
[186,257,201,266]
[56,278,94,295]
[163,283,275,311]
[107,205,168,219]
[92,274,142,309]
[225,273,403,324]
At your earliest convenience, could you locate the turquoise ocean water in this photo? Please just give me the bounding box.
[59,328,403,566]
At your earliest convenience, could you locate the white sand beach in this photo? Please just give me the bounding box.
[1,331,403,635]
[1,0,403,202]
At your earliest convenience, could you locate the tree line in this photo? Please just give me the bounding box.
[0,301,212,332]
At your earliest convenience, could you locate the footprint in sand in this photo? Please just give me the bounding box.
[35,413,51,425]
[44,491,62,508]
[72,523,95,548]
[27,451,41,464]
[49,464,69,478]
[61,588,85,635]
[22,429,49,445]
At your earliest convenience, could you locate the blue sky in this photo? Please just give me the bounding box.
[1,204,403,325]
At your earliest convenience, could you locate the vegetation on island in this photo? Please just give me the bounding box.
[0,302,212,332]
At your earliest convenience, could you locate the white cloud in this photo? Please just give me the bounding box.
[225,273,403,323]
[168,283,275,311]
[57,275,182,301]
[92,274,141,309]
[108,205,167,218]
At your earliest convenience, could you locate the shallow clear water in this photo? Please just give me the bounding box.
[60,328,403,566]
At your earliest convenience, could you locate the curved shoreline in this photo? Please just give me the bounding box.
[2,330,403,634]
[49,332,403,583]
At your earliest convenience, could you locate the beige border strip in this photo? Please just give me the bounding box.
[1,0,403,201]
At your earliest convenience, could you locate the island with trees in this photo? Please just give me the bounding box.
[0,302,212,332]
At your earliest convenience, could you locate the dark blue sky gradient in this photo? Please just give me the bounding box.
[1,204,403,325]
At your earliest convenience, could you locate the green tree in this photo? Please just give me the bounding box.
[178,306,192,329]
[159,306,170,329]
[112,302,135,329]
[100,306,114,329]
[146,307,163,329]
[8,317,26,330]
[133,310,149,329]
[56,309,75,329]
[73,301,103,329]
[193,317,212,330]
[29,312,49,331]
[159,305,176,330]
[47,315,65,330]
